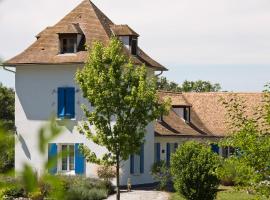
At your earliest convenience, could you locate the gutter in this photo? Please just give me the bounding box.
[1,64,16,73]
[155,70,163,77]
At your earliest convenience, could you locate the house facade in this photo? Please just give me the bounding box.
[4,0,167,186]
[4,0,263,186]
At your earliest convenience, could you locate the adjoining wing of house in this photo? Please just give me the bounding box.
[155,91,264,160]
[3,0,264,186]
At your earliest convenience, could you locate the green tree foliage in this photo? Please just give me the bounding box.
[157,77,221,92]
[0,124,14,173]
[181,80,221,92]
[157,77,182,92]
[76,38,170,200]
[171,141,220,200]
[219,84,270,198]
[0,83,15,130]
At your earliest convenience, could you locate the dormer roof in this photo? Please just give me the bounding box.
[57,23,84,34]
[4,0,167,71]
[110,25,139,37]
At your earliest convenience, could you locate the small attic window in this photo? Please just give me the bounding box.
[130,37,138,55]
[173,106,191,123]
[183,107,190,122]
[59,34,78,54]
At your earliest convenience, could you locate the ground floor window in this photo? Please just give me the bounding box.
[130,144,144,174]
[61,144,75,171]
[48,143,85,175]
[166,143,178,165]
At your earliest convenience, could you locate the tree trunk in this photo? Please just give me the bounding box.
[116,153,120,200]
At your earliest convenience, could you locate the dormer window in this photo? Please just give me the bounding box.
[110,25,139,56]
[58,24,85,54]
[60,34,78,54]
[130,37,138,55]
[183,107,190,122]
[172,106,191,123]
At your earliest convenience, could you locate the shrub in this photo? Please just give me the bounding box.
[171,141,220,200]
[216,157,238,186]
[151,160,171,190]
[255,180,270,198]
[60,176,114,199]
[66,186,107,200]
[1,186,25,200]
[216,157,259,187]
[97,165,116,182]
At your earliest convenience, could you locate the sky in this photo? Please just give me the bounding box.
[0,0,270,91]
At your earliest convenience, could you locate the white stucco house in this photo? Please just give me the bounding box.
[3,0,263,186]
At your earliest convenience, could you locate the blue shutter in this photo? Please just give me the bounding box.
[75,143,85,175]
[130,155,134,174]
[140,144,144,173]
[211,144,219,154]
[156,143,161,162]
[57,88,65,118]
[65,87,75,119]
[166,143,170,166]
[48,143,57,174]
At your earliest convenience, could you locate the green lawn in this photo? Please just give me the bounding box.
[170,186,257,200]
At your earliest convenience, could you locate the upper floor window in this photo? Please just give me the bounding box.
[59,34,77,54]
[57,87,75,119]
[130,37,138,55]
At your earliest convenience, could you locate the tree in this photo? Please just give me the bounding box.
[181,80,221,92]
[171,141,220,200]
[219,84,270,197]
[0,83,15,130]
[157,77,181,92]
[157,77,221,92]
[76,38,169,200]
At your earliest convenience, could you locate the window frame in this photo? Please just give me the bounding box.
[59,144,75,173]
[59,34,78,54]
[130,37,138,55]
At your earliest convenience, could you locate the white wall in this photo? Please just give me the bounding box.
[15,64,156,185]
[155,136,221,161]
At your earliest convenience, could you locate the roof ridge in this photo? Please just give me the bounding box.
[89,0,114,37]
[158,90,182,94]
[182,92,263,95]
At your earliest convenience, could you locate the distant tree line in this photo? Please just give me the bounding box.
[157,76,221,92]
[0,83,15,130]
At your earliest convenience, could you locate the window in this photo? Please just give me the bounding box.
[58,87,75,119]
[183,107,190,122]
[130,37,138,55]
[61,144,75,172]
[166,143,178,166]
[221,146,235,158]
[48,143,85,175]
[59,34,77,54]
[130,144,144,174]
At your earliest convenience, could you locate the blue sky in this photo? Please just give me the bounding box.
[1,0,270,91]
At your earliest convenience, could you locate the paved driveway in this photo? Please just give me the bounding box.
[106,190,170,200]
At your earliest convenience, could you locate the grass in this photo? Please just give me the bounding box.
[170,186,257,200]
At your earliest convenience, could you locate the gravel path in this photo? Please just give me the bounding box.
[106,190,170,200]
